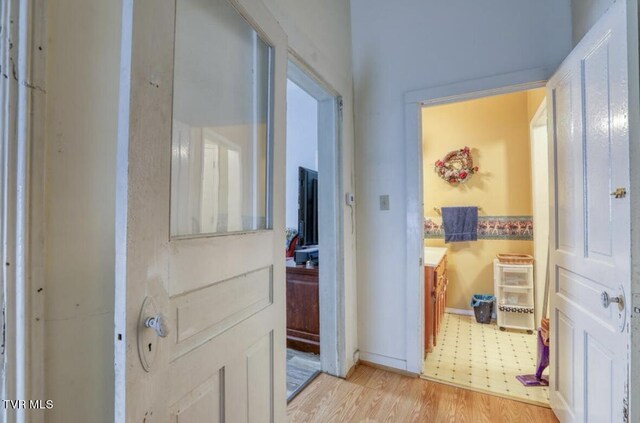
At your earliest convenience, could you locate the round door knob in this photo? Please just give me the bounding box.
[601,291,624,311]
[144,313,169,338]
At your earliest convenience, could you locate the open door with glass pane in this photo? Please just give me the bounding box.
[114,0,287,421]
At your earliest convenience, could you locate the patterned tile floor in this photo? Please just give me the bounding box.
[421,313,550,407]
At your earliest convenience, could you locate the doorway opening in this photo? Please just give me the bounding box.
[284,59,343,401]
[419,88,551,407]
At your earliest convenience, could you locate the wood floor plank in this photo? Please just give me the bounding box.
[323,384,368,423]
[347,364,376,387]
[288,364,559,423]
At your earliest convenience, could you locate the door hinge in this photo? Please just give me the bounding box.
[338,98,343,113]
[419,257,423,266]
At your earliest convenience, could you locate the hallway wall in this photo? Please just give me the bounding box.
[44,1,121,421]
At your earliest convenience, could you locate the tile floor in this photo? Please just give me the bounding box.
[286,348,321,400]
[421,312,550,407]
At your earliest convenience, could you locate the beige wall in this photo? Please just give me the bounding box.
[44,0,121,421]
[527,87,546,122]
[422,91,534,310]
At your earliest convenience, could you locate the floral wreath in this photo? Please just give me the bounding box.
[434,146,479,184]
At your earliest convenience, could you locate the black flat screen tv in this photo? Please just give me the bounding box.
[298,166,318,246]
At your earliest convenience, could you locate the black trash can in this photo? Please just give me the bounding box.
[470,294,495,324]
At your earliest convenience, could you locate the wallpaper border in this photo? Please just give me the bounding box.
[424,215,534,241]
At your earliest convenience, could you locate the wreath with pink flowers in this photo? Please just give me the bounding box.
[434,147,479,184]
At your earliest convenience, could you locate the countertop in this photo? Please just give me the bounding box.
[424,246,447,267]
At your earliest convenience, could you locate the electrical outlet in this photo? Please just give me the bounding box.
[379,195,390,211]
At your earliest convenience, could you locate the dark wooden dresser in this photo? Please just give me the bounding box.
[286,265,320,354]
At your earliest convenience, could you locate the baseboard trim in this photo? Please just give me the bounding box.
[358,351,408,371]
[445,307,474,316]
[361,360,419,378]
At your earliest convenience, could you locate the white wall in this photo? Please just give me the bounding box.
[286,80,318,230]
[44,0,121,421]
[350,0,572,370]
[571,0,615,44]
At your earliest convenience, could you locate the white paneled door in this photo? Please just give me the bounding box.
[114,0,287,421]
[548,2,630,422]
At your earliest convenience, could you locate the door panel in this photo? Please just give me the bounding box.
[115,0,287,421]
[170,266,273,359]
[168,232,274,296]
[548,2,630,422]
[555,310,575,410]
[585,334,614,423]
[170,372,222,422]
[584,34,615,262]
[553,74,580,254]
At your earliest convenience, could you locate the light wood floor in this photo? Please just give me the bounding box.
[288,364,559,422]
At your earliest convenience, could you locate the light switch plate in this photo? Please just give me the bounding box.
[379,194,390,211]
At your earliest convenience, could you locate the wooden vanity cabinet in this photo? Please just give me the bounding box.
[424,254,448,353]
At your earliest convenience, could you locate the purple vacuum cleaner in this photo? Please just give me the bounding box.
[516,325,549,387]
[516,250,550,387]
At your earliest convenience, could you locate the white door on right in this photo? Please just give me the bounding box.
[548,2,631,422]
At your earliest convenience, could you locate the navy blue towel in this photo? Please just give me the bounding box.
[441,207,478,243]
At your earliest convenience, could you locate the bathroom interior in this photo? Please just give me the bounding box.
[421,88,551,407]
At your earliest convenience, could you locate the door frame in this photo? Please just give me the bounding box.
[625,0,640,421]
[286,56,347,377]
[403,67,548,374]
[1,0,46,422]
[529,99,549,326]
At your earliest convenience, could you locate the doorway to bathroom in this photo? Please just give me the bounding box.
[284,59,345,402]
[420,88,551,407]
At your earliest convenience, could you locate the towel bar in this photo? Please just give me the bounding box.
[433,206,482,215]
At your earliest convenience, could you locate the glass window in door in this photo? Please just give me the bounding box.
[170,0,273,237]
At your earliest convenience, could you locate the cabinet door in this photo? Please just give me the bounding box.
[424,266,435,352]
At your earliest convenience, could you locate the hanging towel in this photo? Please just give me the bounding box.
[441,206,478,243]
